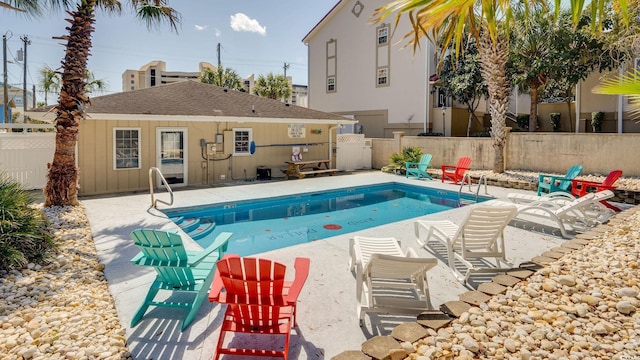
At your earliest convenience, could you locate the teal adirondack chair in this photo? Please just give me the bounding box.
[405,154,433,179]
[537,165,582,195]
[130,229,232,331]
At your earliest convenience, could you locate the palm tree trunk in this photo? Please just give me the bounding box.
[479,31,510,173]
[44,0,95,206]
[529,86,538,131]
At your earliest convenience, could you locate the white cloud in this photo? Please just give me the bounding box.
[214,28,222,37]
[230,13,266,36]
[194,24,208,31]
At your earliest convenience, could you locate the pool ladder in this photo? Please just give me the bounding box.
[149,167,174,208]
[458,173,489,204]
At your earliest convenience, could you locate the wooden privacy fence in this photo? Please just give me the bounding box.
[0,124,55,189]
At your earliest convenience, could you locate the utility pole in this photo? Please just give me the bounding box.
[283,62,289,78]
[216,43,221,68]
[3,33,8,124]
[20,35,30,122]
[32,84,35,108]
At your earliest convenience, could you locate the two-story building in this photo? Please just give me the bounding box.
[303,0,640,136]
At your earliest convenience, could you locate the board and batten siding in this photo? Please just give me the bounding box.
[77,119,334,196]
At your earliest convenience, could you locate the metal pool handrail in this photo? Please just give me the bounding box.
[458,173,489,202]
[149,167,174,208]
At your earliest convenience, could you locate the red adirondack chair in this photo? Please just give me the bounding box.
[571,170,623,211]
[441,157,472,184]
[208,255,310,360]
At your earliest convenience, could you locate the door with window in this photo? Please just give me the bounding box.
[156,128,187,186]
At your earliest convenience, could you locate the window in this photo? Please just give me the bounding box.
[130,74,134,78]
[377,68,388,85]
[150,69,156,87]
[233,128,252,156]
[377,26,388,45]
[130,86,135,90]
[114,128,140,169]
[326,39,337,93]
[327,77,336,92]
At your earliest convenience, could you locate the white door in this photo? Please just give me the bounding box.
[156,128,188,187]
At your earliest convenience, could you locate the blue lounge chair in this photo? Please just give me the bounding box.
[405,154,433,179]
[537,165,582,195]
[130,229,232,331]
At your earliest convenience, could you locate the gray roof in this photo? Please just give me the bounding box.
[33,80,348,121]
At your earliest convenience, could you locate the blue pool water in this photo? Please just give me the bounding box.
[163,182,488,256]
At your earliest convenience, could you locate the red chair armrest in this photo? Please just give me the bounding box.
[286,257,310,304]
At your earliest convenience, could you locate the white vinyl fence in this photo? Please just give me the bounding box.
[336,134,372,171]
[0,125,55,189]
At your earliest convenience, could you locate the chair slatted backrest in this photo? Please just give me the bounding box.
[455,157,472,177]
[217,257,289,327]
[368,254,436,279]
[603,170,623,187]
[131,229,196,286]
[454,205,516,258]
[556,192,596,215]
[559,165,583,191]
[417,154,433,172]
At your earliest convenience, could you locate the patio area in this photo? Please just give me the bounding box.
[82,171,578,359]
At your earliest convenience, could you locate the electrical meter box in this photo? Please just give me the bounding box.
[206,142,217,156]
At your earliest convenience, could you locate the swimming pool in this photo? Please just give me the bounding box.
[163,182,489,256]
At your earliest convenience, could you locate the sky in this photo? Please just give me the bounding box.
[1,0,338,102]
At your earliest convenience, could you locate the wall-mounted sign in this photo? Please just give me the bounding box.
[288,124,306,138]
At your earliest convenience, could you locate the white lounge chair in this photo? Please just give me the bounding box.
[414,204,517,283]
[349,236,437,326]
[507,191,576,204]
[490,190,614,238]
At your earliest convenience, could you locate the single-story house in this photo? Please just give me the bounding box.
[29,81,356,196]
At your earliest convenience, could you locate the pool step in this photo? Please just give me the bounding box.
[187,219,216,240]
[171,217,216,240]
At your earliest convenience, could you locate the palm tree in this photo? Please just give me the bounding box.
[253,73,291,101]
[373,0,629,172]
[8,0,180,206]
[84,70,107,94]
[199,67,245,91]
[39,65,60,105]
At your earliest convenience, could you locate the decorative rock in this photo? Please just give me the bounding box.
[391,322,428,343]
[558,275,577,287]
[492,274,521,287]
[361,336,401,360]
[618,287,638,298]
[477,282,507,296]
[458,291,491,306]
[331,351,371,360]
[461,337,480,353]
[440,301,472,318]
[616,301,635,315]
[416,311,453,330]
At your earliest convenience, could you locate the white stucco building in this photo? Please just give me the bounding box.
[303,0,640,136]
[303,0,440,138]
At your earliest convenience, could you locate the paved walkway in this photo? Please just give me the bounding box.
[82,171,572,360]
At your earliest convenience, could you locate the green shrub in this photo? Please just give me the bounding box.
[387,146,423,174]
[0,173,56,270]
[591,111,604,133]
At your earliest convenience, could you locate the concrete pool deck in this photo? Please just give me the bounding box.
[82,171,583,360]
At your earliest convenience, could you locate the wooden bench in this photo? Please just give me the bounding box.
[299,169,337,176]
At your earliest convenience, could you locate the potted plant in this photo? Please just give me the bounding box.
[591,111,604,133]
[550,113,561,132]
